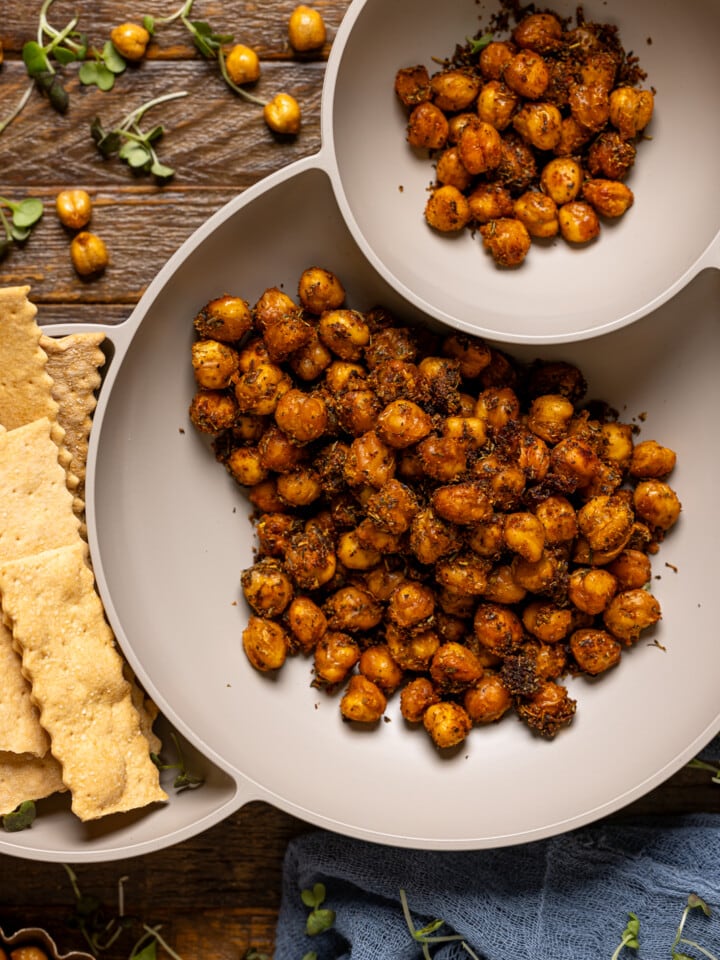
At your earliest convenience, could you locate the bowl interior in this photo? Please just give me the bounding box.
[85,164,720,850]
[326,0,720,342]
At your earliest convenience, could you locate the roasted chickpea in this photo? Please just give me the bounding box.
[386,624,440,671]
[400,676,440,723]
[189,389,237,433]
[442,415,488,449]
[430,641,484,693]
[406,101,449,150]
[233,362,291,416]
[354,517,402,554]
[558,201,601,244]
[435,147,474,191]
[609,87,654,139]
[423,700,472,749]
[504,49,550,99]
[633,480,682,531]
[477,80,519,130]
[343,431,396,488]
[512,102,562,151]
[424,184,472,232]
[478,41,515,80]
[55,188,92,230]
[513,191,559,239]
[248,477,286,513]
[603,588,662,644]
[534,495,578,544]
[567,566,618,615]
[417,435,468,483]
[606,549,652,590]
[512,12,563,54]
[242,615,289,672]
[258,425,306,473]
[466,182,514,224]
[431,480,493,526]
[284,528,336,589]
[340,674,387,723]
[458,118,503,174]
[540,157,583,205]
[482,564,528,605]
[522,600,573,643]
[359,644,405,693]
[264,92,301,135]
[600,421,634,468]
[514,428,551,481]
[431,68,481,112]
[241,557,294,617]
[110,21,150,60]
[336,529,381,570]
[568,83,610,132]
[366,478,420,534]
[577,493,635,554]
[274,388,329,443]
[318,309,370,360]
[238,336,271,372]
[409,507,462,564]
[629,440,677,479]
[570,628,621,675]
[474,386,520,432]
[586,131,636,180]
[528,394,574,444]
[191,339,240,390]
[314,631,360,685]
[480,218,531,268]
[495,131,538,193]
[466,515,505,558]
[298,266,345,314]
[473,453,526,510]
[325,584,383,633]
[473,603,524,657]
[503,511,546,562]
[289,333,333,381]
[435,552,490,595]
[516,680,576,738]
[225,44,261,84]
[550,436,602,488]
[70,230,109,276]
[582,179,634,218]
[464,672,513,724]
[276,467,322,506]
[388,580,435,632]
[364,566,408,602]
[194,294,253,342]
[288,4,326,52]
[394,64,432,108]
[256,512,300,557]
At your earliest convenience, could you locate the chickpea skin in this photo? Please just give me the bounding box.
[288,5,327,52]
[298,266,345,314]
[423,701,472,749]
[110,22,150,61]
[55,188,92,229]
[225,44,261,84]
[633,480,682,531]
[540,157,583,205]
[377,399,433,448]
[504,49,550,99]
[480,218,531,268]
[603,589,662,644]
[264,93,301,135]
[340,675,387,724]
[425,185,472,232]
[514,191,559,239]
[242,615,289,672]
[558,201,601,244]
[70,231,109,277]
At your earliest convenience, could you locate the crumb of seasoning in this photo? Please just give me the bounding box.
[179,427,185,433]
[231,600,237,606]
[665,561,678,572]
[399,184,404,192]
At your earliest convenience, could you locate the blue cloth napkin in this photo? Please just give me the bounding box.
[275,740,720,960]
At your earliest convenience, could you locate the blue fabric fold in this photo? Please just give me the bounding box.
[275,739,720,959]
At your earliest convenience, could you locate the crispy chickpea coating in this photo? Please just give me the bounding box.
[570,628,621,675]
[233,362,291,416]
[582,179,634,218]
[284,528,336,590]
[386,624,440,671]
[533,495,578,544]
[504,49,550,99]
[606,549,652,590]
[335,529,381,570]
[514,428,551,481]
[376,399,434,449]
[568,83,610,132]
[360,644,405,693]
[512,12,564,54]
[513,191,559,239]
[474,386,520,432]
[477,80,519,130]
[435,146,474,192]
[276,467,323,507]
[289,333,333,382]
[344,431,396,488]
[512,102,562,151]
[468,182,515,223]
[431,68,482,112]
[242,615,289,672]
[442,415,488,450]
[600,421,634,468]
[522,600,573,643]
[189,389,237,433]
[417,435,468,483]
[528,395,575,444]
[480,218,531,268]
[410,507,463,564]
[479,41,515,80]
[540,157,583,205]
[248,477,286,513]
[298,267,345,315]
[586,131,636,180]
[256,512,300,557]
[559,201,601,244]
[364,566,407,602]
[288,4,326,52]
[458,118,503,175]
[314,631,361,685]
[430,641,484,693]
[325,584,383,632]
[274,388,329,443]
[503,512,546,562]
[319,309,370,360]
[340,674,387,723]
[55,188,92,230]
[609,87,654,139]
[511,549,567,596]
[603,588,662,644]
[431,480,493,526]
[423,701,472,749]
[194,295,253,343]
[425,185,472,232]
[225,444,268,486]
[388,580,436,632]
[473,454,526,510]
[550,437,602,488]
[577,493,635,554]
[395,64,432,107]
[70,231,109,276]
[568,567,618,615]
[435,552,490,595]
[241,557,294,617]
[400,676,440,722]
[335,387,382,435]
[516,680,577,738]
[466,515,505,558]
[473,603,524,657]
[191,339,240,390]
[366,478,420,534]
[633,480,682,532]
[464,671,513,723]
[258,425,306,473]
[482,565,528,605]
[264,93,301,135]
[629,441,677,479]
[225,44,261,84]
[495,132,538,193]
[407,101,449,149]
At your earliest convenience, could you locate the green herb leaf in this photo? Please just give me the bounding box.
[125,144,153,169]
[145,124,164,143]
[13,199,44,229]
[306,908,335,937]
[79,60,116,91]
[53,46,78,65]
[103,40,127,74]
[687,894,711,917]
[35,72,69,113]
[143,15,156,35]
[2,800,37,831]
[468,32,494,55]
[130,940,158,960]
[22,40,50,77]
[188,20,233,58]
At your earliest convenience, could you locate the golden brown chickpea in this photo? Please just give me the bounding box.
[241,557,294,617]
[600,421,634,468]
[479,41,515,80]
[314,631,361,685]
[586,131,636,180]
[55,188,92,230]
[274,388,329,443]
[553,116,593,156]
[434,552,490,595]
[606,549,652,590]
[325,584,383,633]
[458,118,503,175]
[388,580,435,631]
[237,336,270,372]
[609,87,654,139]
[430,641,484,693]
[540,157,583,205]
[577,493,635,554]
[514,429,551,481]
[417,435,468,483]
[504,49,550,99]
[359,644,405,693]
[431,480,493,526]
[324,360,366,393]
[366,478,420,534]
[394,65,432,108]
[288,4,326,52]
[400,676,440,723]
[233,362,291,416]
[435,147,474,192]
[256,512,300,557]
[431,68,482,111]
[248,477,286,513]
[442,416,488,449]
[495,131,538,193]
[533,495,578,544]
[242,615,289,672]
[231,412,268,441]
[528,394,575,444]
[354,517,402,554]
[258,425,306,473]
[406,101,449,150]
[512,12,563,54]
[263,314,314,364]
[464,671,513,724]
[567,566,618,615]
[70,230,109,276]
[447,111,479,144]
[503,511,546,563]
[9,949,49,960]
[364,565,406,602]
[289,333,333,382]
[582,179,634,218]
[441,333,491,379]
[550,437,602,488]
[336,529,381,570]
[517,680,576,738]
[423,700,472,749]
[558,201,601,244]
[480,218,531,268]
[474,386,520,432]
[522,600,573,643]
[473,603,524,657]
[513,191,559,239]
[110,21,150,60]
[473,454,526,510]
[424,184,472,233]
[298,266,345,315]
[335,387,381,436]
[482,564,528,605]
[477,80,519,130]
[466,515,505,558]
[194,294,252,342]
[225,44,261,84]
[409,507,462,564]
[570,628,622,675]
[191,339,240,390]
[512,102,562,151]
[284,528,336,589]
[603,588,662,644]
[343,431,396,488]
[264,93,301,135]
[579,51,618,92]
[318,309,370,361]
[340,674,387,723]
[633,480,682,532]
[189,389,237,433]
[568,83,610,132]
[386,624,440,671]
[511,550,566,595]
[629,440,677,479]
[276,467,323,506]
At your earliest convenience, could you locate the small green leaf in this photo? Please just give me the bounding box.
[13,197,43,228]
[145,124,165,143]
[121,143,152,168]
[79,60,116,91]
[71,32,89,59]
[301,888,319,909]
[687,893,711,917]
[22,40,50,77]
[143,15,156,35]
[103,40,127,74]
[3,800,36,832]
[468,32,494,55]
[53,46,78,66]
[79,61,100,84]
[36,73,69,113]
[306,908,335,937]
[130,941,158,960]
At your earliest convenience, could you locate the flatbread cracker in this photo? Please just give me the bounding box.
[0,751,66,816]
[0,620,49,757]
[0,542,168,821]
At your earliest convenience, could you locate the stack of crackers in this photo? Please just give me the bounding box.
[0,286,167,824]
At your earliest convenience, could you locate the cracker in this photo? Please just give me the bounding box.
[0,751,66,816]
[124,665,163,757]
[0,418,81,564]
[0,620,49,757]
[39,332,105,504]
[0,542,168,821]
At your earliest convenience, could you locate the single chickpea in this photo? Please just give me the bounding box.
[110,22,150,61]
[633,480,682,531]
[406,101,449,150]
[424,184,472,232]
[359,644,404,694]
[514,191,559,239]
[191,339,240,389]
[318,308,370,360]
[582,179,635,218]
[540,157,583,205]
[423,701,472,749]
[629,440,677,479]
[264,92,301,135]
[225,44,261,84]
[242,615,289,672]
[298,266,345,314]
[340,674,387,723]
[464,672,513,724]
[503,511,546,562]
[479,218,531,268]
[55,188,92,230]
[558,201,601,244]
[400,677,440,723]
[70,230,109,276]
[567,567,618,615]
[288,5,327,52]
[226,445,268,487]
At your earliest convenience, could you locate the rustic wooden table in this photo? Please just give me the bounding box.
[1,2,719,958]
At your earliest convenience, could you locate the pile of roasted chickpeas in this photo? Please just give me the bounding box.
[189,267,681,748]
[395,8,654,267]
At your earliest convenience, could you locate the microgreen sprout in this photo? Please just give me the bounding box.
[1,799,37,832]
[0,195,44,260]
[467,32,494,55]
[78,41,128,91]
[150,730,204,790]
[671,894,718,960]
[399,889,481,960]
[610,913,640,960]
[687,758,720,784]
[301,882,336,937]
[91,90,189,181]
[21,0,89,113]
